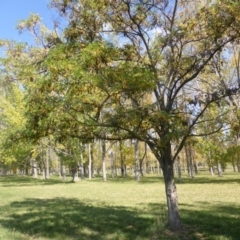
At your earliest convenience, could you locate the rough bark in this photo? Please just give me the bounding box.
[161,142,181,231]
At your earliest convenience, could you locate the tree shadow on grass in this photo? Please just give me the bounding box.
[105,175,164,184]
[107,173,240,186]
[0,176,66,187]
[181,201,240,240]
[176,174,240,185]
[0,197,161,240]
[148,202,240,240]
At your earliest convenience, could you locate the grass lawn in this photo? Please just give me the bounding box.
[0,171,239,240]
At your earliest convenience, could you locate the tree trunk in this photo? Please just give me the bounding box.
[84,164,89,177]
[185,145,194,178]
[177,157,182,182]
[61,163,67,181]
[237,152,240,172]
[160,142,181,231]
[217,161,222,176]
[134,139,140,181]
[109,150,114,179]
[79,146,85,180]
[79,162,85,180]
[91,147,95,178]
[119,141,125,177]
[32,160,38,178]
[232,158,236,172]
[124,164,127,176]
[194,160,198,174]
[58,157,62,178]
[150,163,153,174]
[45,146,50,179]
[210,166,214,175]
[191,148,197,175]
[71,167,79,182]
[139,142,147,177]
[88,143,92,180]
[25,157,30,176]
[102,139,107,181]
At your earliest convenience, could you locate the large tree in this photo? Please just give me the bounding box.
[2,0,240,231]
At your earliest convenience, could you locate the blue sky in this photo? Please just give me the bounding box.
[0,0,57,43]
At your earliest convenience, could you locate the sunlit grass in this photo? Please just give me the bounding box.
[0,170,239,239]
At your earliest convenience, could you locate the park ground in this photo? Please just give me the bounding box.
[0,170,239,240]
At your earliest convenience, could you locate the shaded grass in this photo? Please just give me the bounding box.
[0,198,158,240]
[0,175,63,187]
[0,172,239,239]
[181,202,240,240]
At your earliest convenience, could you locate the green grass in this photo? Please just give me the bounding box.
[0,171,239,240]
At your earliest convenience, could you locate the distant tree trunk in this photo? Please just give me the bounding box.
[119,141,125,177]
[71,166,79,182]
[209,153,214,175]
[32,160,38,178]
[183,159,187,173]
[232,157,236,172]
[143,147,147,175]
[134,139,140,181]
[139,143,147,177]
[91,145,95,178]
[45,146,50,179]
[115,166,119,176]
[102,139,107,181]
[192,149,198,174]
[217,161,222,176]
[58,157,62,178]
[88,143,92,180]
[150,163,153,174]
[209,166,214,175]
[109,150,114,179]
[84,164,89,177]
[124,164,127,176]
[79,162,85,180]
[25,157,30,176]
[177,157,182,182]
[61,163,67,181]
[79,143,85,180]
[185,144,194,178]
[237,152,240,172]
[194,160,198,174]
